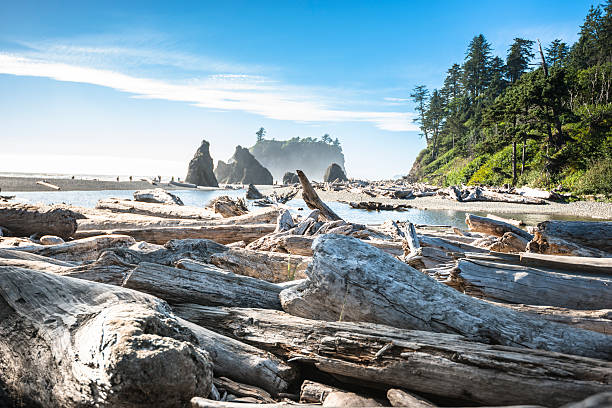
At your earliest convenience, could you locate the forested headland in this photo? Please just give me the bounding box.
[408,1,612,196]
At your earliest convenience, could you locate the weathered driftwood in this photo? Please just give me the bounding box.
[208,196,249,217]
[347,201,410,211]
[465,213,533,240]
[78,207,280,231]
[488,231,530,253]
[191,399,318,408]
[174,306,612,407]
[486,213,524,227]
[0,266,214,407]
[39,235,65,245]
[7,234,136,262]
[205,248,309,282]
[0,248,76,273]
[133,188,184,205]
[36,180,60,190]
[322,391,383,407]
[491,302,612,334]
[296,170,341,221]
[74,224,276,245]
[275,209,295,233]
[213,377,275,403]
[65,255,283,309]
[449,258,612,309]
[279,235,612,359]
[97,198,218,219]
[0,203,78,239]
[561,392,612,408]
[300,380,342,404]
[528,221,612,257]
[518,252,612,275]
[387,389,435,408]
[246,184,264,199]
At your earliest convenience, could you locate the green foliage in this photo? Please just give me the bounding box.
[408,3,612,195]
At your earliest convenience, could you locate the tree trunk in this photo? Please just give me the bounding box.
[7,234,136,261]
[97,198,219,219]
[296,170,341,221]
[512,141,517,185]
[64,254,284,310]
[521,137,526,174]
[528,221,612,257]
[465,213,533,240]
[279,235,612,359]
[0,266,214,407]
[0,248,76,273]
[387,389,435,408]
[0,203,78,239]
[74,224,276,244]
[447,258,612,309]
[174,305,612,407]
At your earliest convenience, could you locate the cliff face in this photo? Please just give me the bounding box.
[249,139,345,182]
[214,146,274,185]
[185,140,218,187]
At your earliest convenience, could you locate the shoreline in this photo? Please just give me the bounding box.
[1,176,610,220]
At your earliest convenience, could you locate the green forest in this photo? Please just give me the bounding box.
[408,1,612,195]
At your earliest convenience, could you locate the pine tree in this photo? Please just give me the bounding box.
[462,34,493,100]
[506,38,535,83]
[545,39,569,67]
[441,64,463,101]
[256,127,266,142]
[424,89,446,158]
[410,85,430,142]
[569,5,603,69]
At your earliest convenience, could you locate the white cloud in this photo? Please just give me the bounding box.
[0,52,419,132]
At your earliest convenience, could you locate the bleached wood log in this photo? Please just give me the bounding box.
[387,389,436,408]
[97,198,218,219]
[300,380,342,403]
[133,188,184,205]
[191,399,318,408]
[207,249,309,282]
[213,377,275,403]
[490,302,611,334]
[275,209,295,233]
[0,203,78,239]
[296,170,341,221]
[0,249,75,273]
[450,258,612,309]
[74,224,276,244]
[64,255,283,309]
[279,234,612,359]
[465,213,533,240]
[175,306,612,407]
[36,180,60,190]
[486,213,524,227]
[6,234,136,262]
[323,391,383,407]
[518,252,612,275]
[0,266,214,407]
[528,221,612,257]
[488,231,530,253]
[208,196,249,218]
[561,392,612,408]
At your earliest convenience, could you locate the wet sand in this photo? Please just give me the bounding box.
[0,176,185,192]
[259,185,612,220]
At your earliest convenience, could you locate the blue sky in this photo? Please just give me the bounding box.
[0,0,596,179]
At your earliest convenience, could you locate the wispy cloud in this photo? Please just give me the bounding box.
[0,42,418,132]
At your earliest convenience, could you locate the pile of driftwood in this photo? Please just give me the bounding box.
[0,176,610,408]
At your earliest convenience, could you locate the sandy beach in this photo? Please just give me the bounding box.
[0,176,186,192]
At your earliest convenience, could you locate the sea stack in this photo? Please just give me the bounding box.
[282,171,299,184]
[215,146,274,185]
[323,163,348,182]
[185,140,218,187]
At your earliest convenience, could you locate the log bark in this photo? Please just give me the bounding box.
[465,213,533,240]
[6,234,136,262]
[449,258,612,309]
[0,203,78,239]
[213,377,275,403]
[74,224,276,244]
[97,198,218,219]
[279,235,612,359]
[0,248,75,273]
[206,248,309,282]
[296,170,341,221]
[174,306,612,407]
[528,221,612,257]
[300,380,342,403]
[387,389,436,408]
[0,266,214,407]
[487,231,530,253]
[323,391,383,407]
[64,255,283,309]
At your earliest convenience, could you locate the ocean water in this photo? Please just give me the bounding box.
[1,188,586,228]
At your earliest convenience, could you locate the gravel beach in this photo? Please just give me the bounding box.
[260,185,612,220]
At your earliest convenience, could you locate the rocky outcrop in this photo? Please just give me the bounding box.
[185,140,218,187]
[215,146,273,185]
[283,172,299,184]
[323,163,347,182]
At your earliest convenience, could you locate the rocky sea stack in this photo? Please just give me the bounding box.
[185,140,218,187]
[215,146,273,185]
[282,171,299,184]
[323,163,348,182]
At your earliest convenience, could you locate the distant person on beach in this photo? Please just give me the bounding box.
[129,176,133,182]
[116,176,119,182]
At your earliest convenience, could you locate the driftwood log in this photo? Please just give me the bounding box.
[0,266,214,407]
[465,213,533,240]
[0,249,76,273]
[296,170,341,221]
[279,235,612,359]
[74,224,275,244]
[0,203,78,239]
[64,254,283,309]
[7,234,136,262]
[207,249,309,282]
[174,306,612,407]
[528,221,612,257]
[448,258,612,309]
[387,389,435,408]
[133,188,184,205]
[97,198,218,219]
